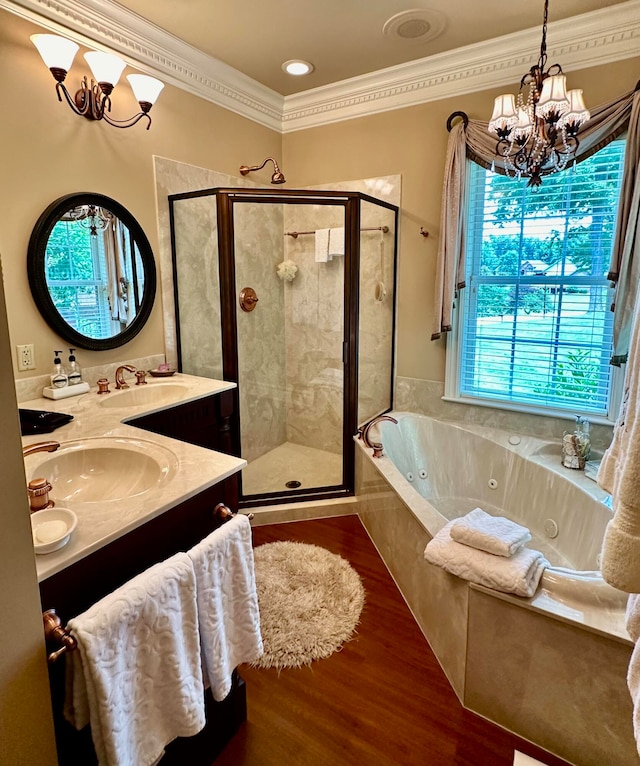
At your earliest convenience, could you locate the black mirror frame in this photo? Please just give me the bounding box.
[27,193,157,351]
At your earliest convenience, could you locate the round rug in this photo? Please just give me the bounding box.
[252,541,365,669]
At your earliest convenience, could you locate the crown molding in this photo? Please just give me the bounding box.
[282,0,640,132]
[3,0,639,135]
[1,0,284,131]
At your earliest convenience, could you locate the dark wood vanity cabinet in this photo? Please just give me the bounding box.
[39,390,246,765]
[128,389,238,456]
[41,478,247,766]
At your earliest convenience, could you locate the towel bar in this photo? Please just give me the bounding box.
[43,608,77,663]
[213,503,254,523]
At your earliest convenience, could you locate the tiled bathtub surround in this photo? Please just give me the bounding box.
[395,376,614,453]
[355,424,636,766]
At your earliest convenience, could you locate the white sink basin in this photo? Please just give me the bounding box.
[24,437,178,504]
[97,383,189,409]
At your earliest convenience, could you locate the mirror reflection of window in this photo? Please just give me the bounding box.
[45,206,144,340]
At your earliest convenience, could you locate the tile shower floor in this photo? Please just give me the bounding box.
[241,441,342,495]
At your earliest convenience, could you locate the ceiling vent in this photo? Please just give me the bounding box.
[382,9,446,43]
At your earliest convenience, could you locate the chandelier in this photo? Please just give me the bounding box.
[31,34,164,130]
[63,205,114,236]
[487,0,590,187]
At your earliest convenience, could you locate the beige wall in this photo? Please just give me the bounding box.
[283,57,640,385]
[0,11,280,379]
[0,255,57,765]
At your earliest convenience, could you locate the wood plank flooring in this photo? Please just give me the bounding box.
[214,515,572,766]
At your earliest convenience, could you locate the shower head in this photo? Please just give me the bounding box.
[239,157,286,185]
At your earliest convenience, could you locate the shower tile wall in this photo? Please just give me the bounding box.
[154,157,254,366]
[282,176,401,453]
[357,201,397,425]
[172,197,223,379]
[282,204,345,455]
[234,202,287,463]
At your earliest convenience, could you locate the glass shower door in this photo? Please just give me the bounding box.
[232,198,347,499]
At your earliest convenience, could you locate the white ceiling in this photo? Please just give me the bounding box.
[113,0,629,96]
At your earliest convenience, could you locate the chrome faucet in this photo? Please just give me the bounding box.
[114,365,136,389]
[22,441,60,512]
[359,415,398,458]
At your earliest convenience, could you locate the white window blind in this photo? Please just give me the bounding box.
[459,140,625,417]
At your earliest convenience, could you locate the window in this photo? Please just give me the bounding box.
[448,140,626,419]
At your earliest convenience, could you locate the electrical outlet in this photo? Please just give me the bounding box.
[17,344,35,371]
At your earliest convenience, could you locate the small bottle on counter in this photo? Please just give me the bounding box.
[67,348,82,386]
[50,350,68,389]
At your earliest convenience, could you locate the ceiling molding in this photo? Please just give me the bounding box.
[282,0,640,132]
[3,0,639,136]
[1,0,284,131]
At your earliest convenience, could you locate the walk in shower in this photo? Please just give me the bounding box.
[169,188,398,507]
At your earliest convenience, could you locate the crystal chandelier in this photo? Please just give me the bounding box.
[487,0,590,187]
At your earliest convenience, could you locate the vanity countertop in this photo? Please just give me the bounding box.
[21,373,245,581]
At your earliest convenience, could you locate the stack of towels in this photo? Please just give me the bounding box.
[424,507,548,598]
[65,515,263,766]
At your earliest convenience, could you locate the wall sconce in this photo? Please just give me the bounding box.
[31,34,164,130]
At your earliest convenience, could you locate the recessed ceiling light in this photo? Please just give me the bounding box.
[282,59,314,76]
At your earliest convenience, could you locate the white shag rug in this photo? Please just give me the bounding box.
[252,541,365,669]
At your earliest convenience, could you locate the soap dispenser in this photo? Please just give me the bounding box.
[67,348,82,386]
[50,350,68,389]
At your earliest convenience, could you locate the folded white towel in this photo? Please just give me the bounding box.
[64,552,205,766]
[315,228,331,262]
[328,227,345,257]
[450,507,532,557]
[626,594,640,758]
[187,515,263,702]
[424,521,548,598]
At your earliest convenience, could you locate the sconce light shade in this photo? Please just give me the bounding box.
[31,34,78,72]
[126,74,164,106]
[84,51,126,87]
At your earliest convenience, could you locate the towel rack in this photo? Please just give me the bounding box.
[284,225,389,238]
[213,503,254,523]
[43,608,77,663]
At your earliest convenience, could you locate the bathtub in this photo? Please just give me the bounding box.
[361,411,627,613]
[354,411,636,766]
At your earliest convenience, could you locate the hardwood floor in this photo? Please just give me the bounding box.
[214,515,572,766]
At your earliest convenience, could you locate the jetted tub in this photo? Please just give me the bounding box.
[362,411,627,610]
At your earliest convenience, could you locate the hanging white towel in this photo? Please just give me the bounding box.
[187,514,263,702]
[626,594,640,758]
[424,521,548,598]
[328,227,345,258]
[598,278,640,592]
[315,228,331,262]
[64,552,205,766]
[450,508,532,557]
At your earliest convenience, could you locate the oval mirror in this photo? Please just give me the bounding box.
[27,193,157,351]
